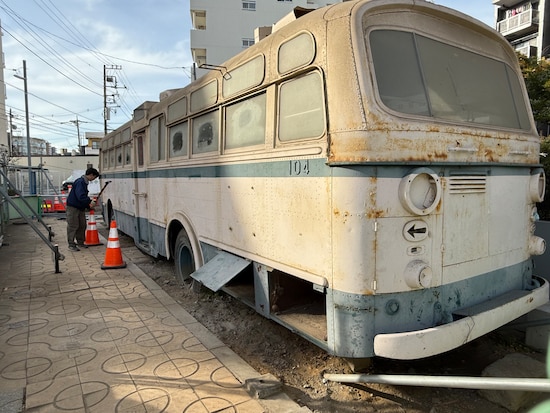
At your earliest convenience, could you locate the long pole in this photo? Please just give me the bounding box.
[8,108,13,157]
[103,65,107,136]
[75,115,81,154]
[324,373,550,392]
[21,60,33,195]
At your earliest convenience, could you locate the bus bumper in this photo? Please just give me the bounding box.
[373,276,549,360]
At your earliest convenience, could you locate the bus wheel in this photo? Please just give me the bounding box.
[103,200,113,227]
[174,230,195,283]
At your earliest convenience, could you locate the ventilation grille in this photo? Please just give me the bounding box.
[448,175,487,194]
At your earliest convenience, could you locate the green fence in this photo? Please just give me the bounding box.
[6,195,42,220]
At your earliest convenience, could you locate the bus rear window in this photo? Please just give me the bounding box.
[369,30,531,131]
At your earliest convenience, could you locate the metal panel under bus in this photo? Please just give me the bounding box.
[190,250,251,292]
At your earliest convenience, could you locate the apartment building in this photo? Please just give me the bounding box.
[493,0,550,59]
[189,0,344,79]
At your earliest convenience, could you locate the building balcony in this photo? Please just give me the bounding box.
[191,9,206,30]
[497,8,539,38]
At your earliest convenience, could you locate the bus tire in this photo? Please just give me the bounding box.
[174,230,195,283]
[103,200,113,227]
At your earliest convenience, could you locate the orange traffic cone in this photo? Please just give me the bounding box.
[101,220,126,269]
[84,209,102,246]
[53,195,65,212]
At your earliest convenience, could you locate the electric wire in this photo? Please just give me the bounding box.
[1,0,191,148]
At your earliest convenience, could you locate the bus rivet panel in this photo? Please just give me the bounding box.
[398,168,442,216]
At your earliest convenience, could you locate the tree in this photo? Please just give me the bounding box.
[518,55,550,218]
[518,54,550,128]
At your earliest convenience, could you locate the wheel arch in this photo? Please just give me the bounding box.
[165,213,203,267]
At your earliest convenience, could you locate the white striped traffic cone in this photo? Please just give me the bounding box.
[101,220,126,269]
[84,209,102,246]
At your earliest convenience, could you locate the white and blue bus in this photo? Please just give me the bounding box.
[100,0,548,360]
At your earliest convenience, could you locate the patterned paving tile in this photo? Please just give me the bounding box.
[0,217,295,413]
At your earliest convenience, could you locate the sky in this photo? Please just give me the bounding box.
[1,0,493,151]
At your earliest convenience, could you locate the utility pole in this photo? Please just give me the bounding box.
[103,65,122,136]
[71,116,81,154]
[62,116,88,155]
[103,65,107,136]
[8,109,13,158]
[14,60,34,195]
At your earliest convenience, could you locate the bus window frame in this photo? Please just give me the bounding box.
[115,145,123,168]
[168,120,190,160]
[276,69,327,146]
[167,97,188,124]
[222,54,266,99]
[190,109,221,158]
[135,132,145,167]
[102,149,109,170]
[277,31,316,75]
[149,115,167,164]
[190,80,219,113]
[223,92,268,154]
[364,23,534,133]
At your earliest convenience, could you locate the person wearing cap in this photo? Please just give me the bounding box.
[66,167,100,251]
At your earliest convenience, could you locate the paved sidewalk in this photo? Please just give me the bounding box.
[0,215,307,412]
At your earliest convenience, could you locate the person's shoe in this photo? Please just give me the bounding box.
[77,244,88,249]
[68,245,80,252]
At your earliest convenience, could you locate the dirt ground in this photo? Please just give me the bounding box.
[112,229,547,413]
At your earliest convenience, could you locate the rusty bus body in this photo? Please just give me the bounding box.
[100,0,548,360]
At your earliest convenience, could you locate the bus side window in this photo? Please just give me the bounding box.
[124,143,132,165]
[225,94,266,150]
[278,72,325,142]
[150,116,166,162]
[169,121,189,158]
[192,110,219,155]
[136,135,144,167]
[116,146,123,167]
[102,151,109,170]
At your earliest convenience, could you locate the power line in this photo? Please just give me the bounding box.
[3,79,100,124]
[2,26,104,97]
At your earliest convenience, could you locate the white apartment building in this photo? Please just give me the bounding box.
[190,0,344,79]
[493,0,550,59]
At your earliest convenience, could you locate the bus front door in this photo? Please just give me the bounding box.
[133,132,151,252]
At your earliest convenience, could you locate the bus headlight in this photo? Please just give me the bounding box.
[398,168,442,216]
[530,168,546,203]
[404,260,433,288]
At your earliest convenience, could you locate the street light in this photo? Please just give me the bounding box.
[14,60,34,195]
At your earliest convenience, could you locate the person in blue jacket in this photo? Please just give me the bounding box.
[66,167,100,251]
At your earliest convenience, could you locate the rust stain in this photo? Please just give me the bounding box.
[366,209,385,219]
[327,112,537,164]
